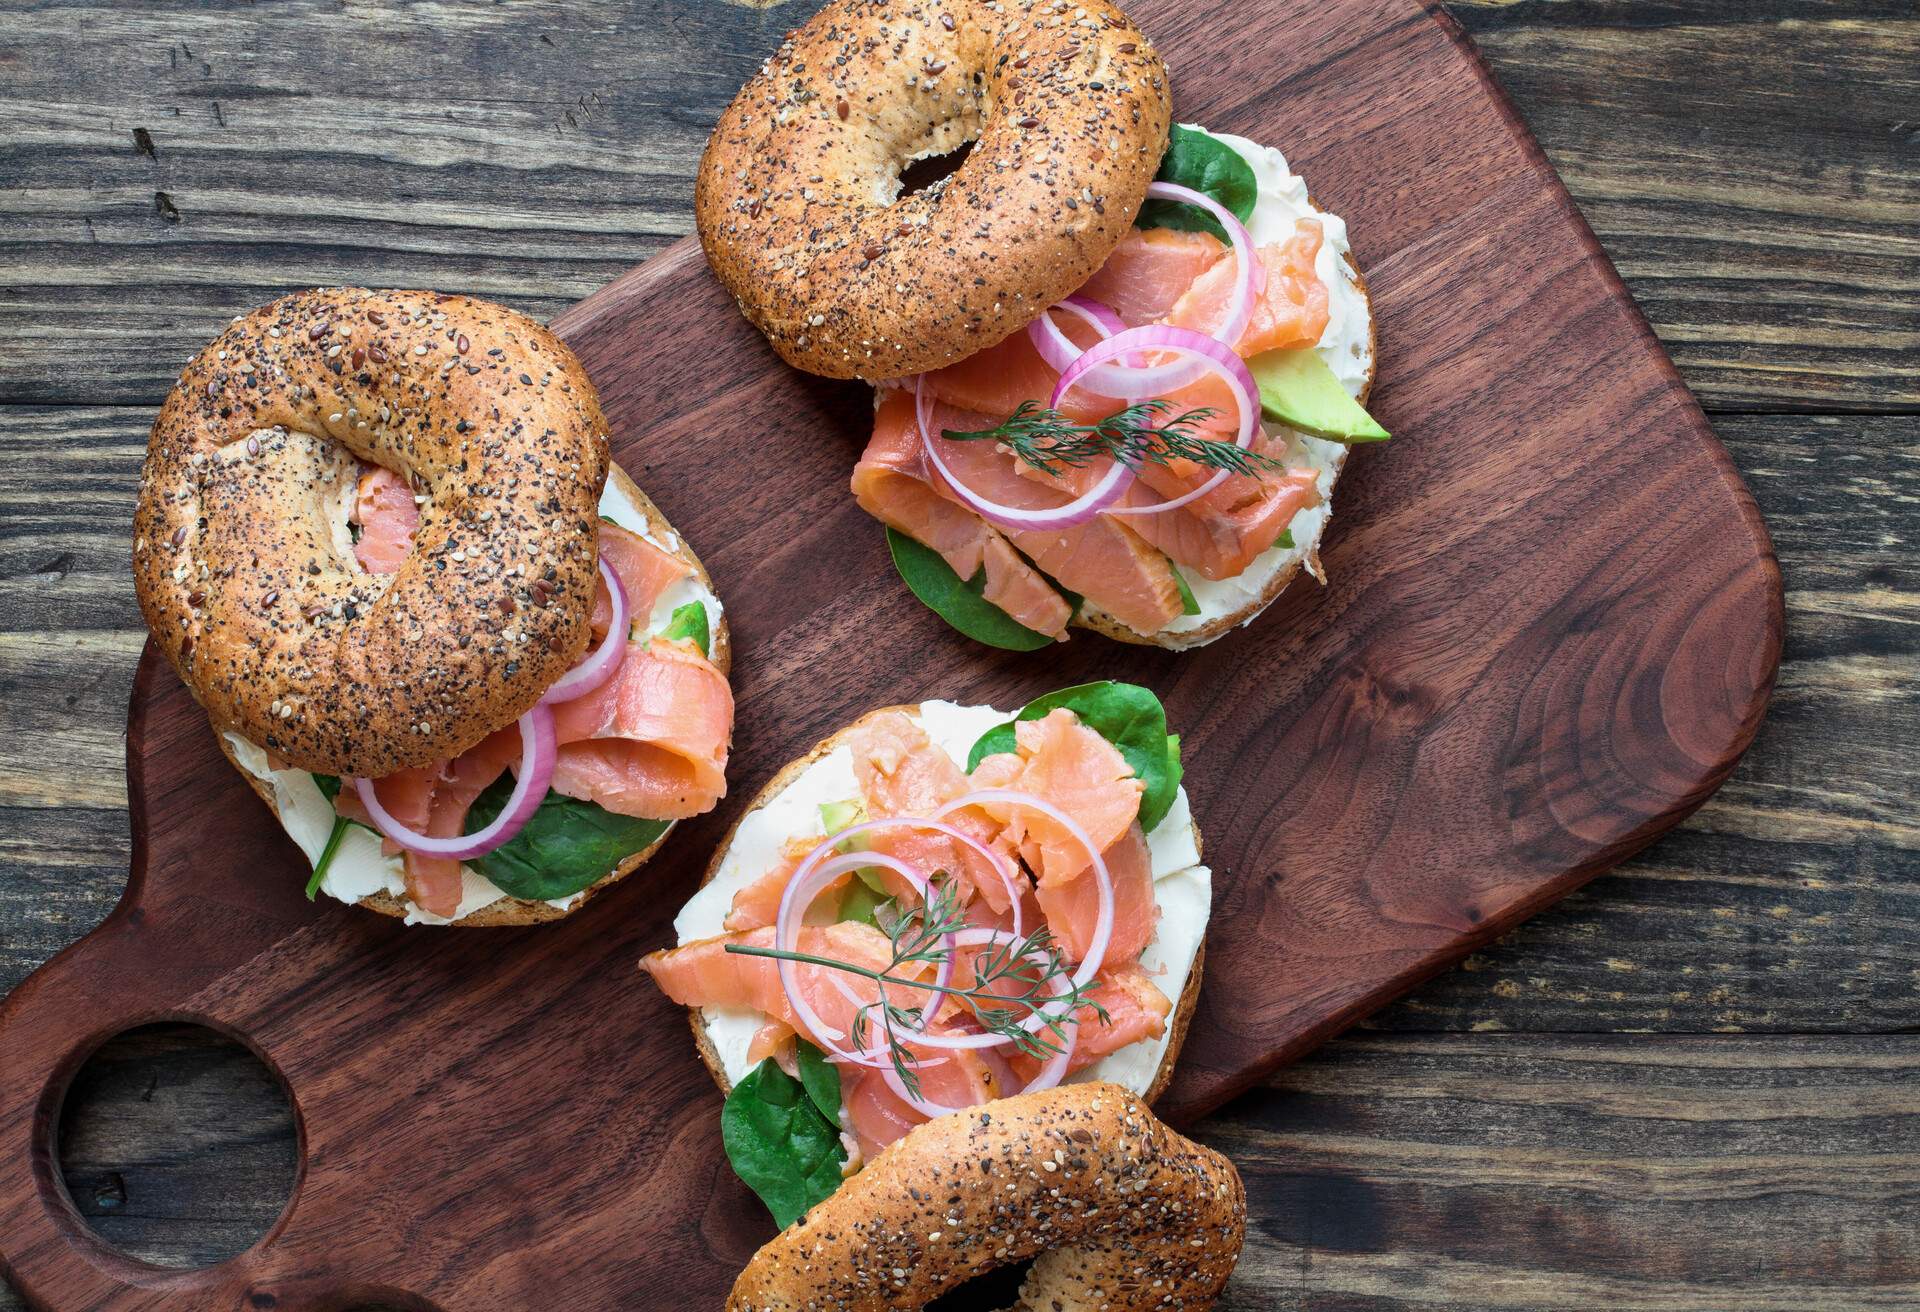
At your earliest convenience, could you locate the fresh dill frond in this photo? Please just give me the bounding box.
[943,399,1285,479]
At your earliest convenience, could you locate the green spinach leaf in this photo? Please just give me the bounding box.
[794,1040,843,1127]
[1138,125,1258,243]
[464,780,670,902]
[661,601,710,656]
[722,1057,846,1229]
[965,681,1183,831]
[886,527,1058,652]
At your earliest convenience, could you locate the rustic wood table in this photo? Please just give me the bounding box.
[2,1,1915,1308]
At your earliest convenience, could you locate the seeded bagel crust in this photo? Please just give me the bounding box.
[1079,250,1378,650]
[134,287,609,779]
[696,0,1171,379]
[677,703,1205,1106]
[217,462,731,928]
[726,1082,1245,1311]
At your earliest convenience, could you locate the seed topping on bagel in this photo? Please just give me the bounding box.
[727,1083,1245,1311]
[134,288,610,778]
[696,0,1172,378]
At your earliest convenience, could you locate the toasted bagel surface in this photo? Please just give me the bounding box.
[134,288,609,778]
[726,1082,1245,1311]
[696,0,1171,379]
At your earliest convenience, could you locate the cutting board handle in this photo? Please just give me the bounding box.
[0,857,438,1310]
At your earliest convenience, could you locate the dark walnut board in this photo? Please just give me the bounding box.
[0,0,1780,1306]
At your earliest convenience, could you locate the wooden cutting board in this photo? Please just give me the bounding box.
[0,1,1781,1306]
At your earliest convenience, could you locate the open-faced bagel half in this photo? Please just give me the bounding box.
[727,1082,1245,1311]
[135,287,608,779]
[675,702,1205,1105]
[696,0,1172,379]
[216,462,731,927]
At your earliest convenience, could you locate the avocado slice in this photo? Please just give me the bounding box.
[1252,347,1389,443]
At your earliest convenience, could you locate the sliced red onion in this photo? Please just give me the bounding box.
[1052,325,1260,518]
[877,946,1078,1116]
[936,789,1115,989]
[539,554,628,706]
[823,813,1026,940]
[1146,180,1262,351]
[352,703,556,860]
[915,374,1133,532]
[775,848,954,1059]
[1026,295,1142,397]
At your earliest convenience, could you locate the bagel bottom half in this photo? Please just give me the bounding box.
[727,1082,1246,1312]
[218,461,729,927]
[676,701,1207,1108]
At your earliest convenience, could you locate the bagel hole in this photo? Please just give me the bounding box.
[899,141,974,196]
[925,1257,1032,1311]
[56,1023,298,1268]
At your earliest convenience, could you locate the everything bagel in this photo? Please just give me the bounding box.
[133,288,609,779]
[727,1082,1245,1311]
[696,0,1171,379]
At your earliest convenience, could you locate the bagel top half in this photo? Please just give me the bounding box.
[133,287,608,779]
[696,0,1172,378]
[666,699,1209,1110]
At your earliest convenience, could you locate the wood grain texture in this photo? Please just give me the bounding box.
[0,0,1783,1305]
[17,1028,1919,1311]
[1,1,1913,411]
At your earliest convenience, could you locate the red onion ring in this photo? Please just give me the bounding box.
[1051,325,1259,518]
[878,947,1076,1118]
[935,789,1115,990]
[774,848,955,1060]
[352,703,557,861]
[915,374,1133,532]
[1026,295,1141,395]
[539,554,629,706]
[822,814,1027,940]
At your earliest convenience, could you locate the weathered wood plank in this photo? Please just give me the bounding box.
[4,1031,1910,1311]
[1203,1033,1920,1310]
[5,410,1908,1034]
[1451,0,1920,413]
[1,1,1913,409]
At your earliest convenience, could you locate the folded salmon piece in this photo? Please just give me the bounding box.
[548,638,733,820]
[1010,960,1173,1084]
[1075,226,1229,327]
[593,521,693,635]
[854,392,1074,638]
[970,710,1144,885]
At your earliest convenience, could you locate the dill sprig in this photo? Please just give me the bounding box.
[726,875,1109,1101]
[943,399,1284,479]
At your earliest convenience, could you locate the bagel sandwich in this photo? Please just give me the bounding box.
[687,0,1385,652]
[859,122,1386,651]
[134,288,735,926]
[639,681,1209,1226]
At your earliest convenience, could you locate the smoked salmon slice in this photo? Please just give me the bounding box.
[351,465,419,576]
[641,922,913,1041]
[854,393,1073,639]
[548,638,732,820]
[1010,960,1172,1082]
[970,710,1144,884]
[1034,822,1159,966]
[1075,227,1229,326]
[593,522,692,637]
[1165,221,1330,357]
